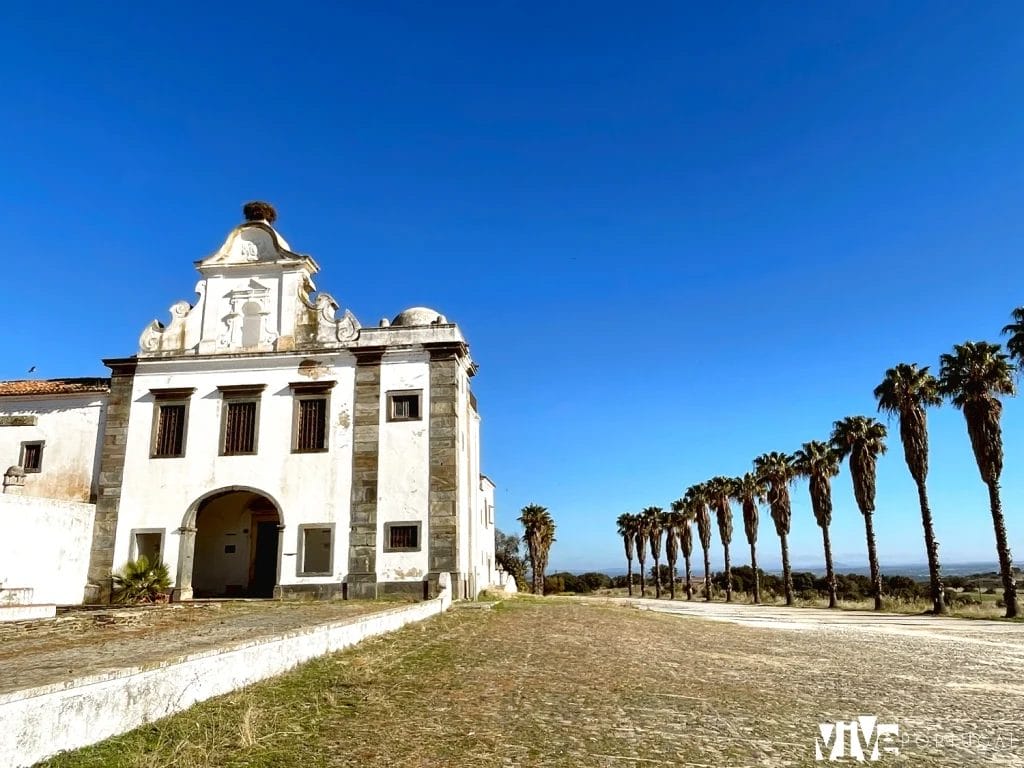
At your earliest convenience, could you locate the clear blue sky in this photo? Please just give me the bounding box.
[2,4,1023,573]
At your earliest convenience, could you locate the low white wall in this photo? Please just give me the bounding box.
[0,573,452,768]
[0,495,95,605]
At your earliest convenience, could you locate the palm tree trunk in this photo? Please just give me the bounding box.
[637,558,646,597]
[749,542,761,604]
[821,525,837,608]
[861,510,883,611]
[779,533,793,606]
[915,479,948,614]
[684,553,693,600]
[626,558,633,597]
[723,544,733,602]
[653,554,661,599]
[986,479,1019,619]
[702,546,712,602]
[667,558,676,599]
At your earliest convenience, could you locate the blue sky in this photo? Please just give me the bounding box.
[2,4,1024,573]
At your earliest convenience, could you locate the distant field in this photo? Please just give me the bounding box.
[40,597,1023,767]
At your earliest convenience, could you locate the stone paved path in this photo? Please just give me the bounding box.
[0,600,400,695]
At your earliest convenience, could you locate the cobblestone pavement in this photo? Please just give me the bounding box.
[0,599,401,695]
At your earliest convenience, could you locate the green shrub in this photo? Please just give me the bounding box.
[111,556,171,604]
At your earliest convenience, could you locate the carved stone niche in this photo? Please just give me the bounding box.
[218,280,279,351]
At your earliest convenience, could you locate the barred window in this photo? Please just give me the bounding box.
[153,404,186,457]
[294,396,328,452]
[387,390,422,422]
[223,400,258,455]
[21,441,44,472]
[385,523,421,551]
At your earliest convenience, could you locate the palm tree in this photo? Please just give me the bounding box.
[643,507,665,598]
[706,476,736,602]
[685,484,713,601]
[664,510,681,599]
[672,498,695,600]
[731,472,765,604]
[831,416,887,611]
[754,452,796,606]
[634,512,649,597]
[938,341,1019,619]
[874,363,947,614]
[518,504,556,595]
[1001,306,1024,364]
[616,513,638,597]
[793,441,841,609]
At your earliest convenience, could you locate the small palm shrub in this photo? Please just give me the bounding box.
[111,556,171,604]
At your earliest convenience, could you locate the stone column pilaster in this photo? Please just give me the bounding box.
[427,346,462,599]
[84,357,137,604]
[347,348,383,599]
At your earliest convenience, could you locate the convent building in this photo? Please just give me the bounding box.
[0,203,496,605]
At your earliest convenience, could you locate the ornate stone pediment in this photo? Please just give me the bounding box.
[201,222,297,267]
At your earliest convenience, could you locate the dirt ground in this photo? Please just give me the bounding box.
[0,599,402,694]
[37,596,1024,767]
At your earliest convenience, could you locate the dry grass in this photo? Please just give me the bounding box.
[39,597,1024,768]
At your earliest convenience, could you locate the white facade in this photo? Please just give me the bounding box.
[0,204,496,603]
[0,388,107,502]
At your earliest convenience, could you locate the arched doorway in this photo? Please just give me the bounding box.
[181,488,282,599]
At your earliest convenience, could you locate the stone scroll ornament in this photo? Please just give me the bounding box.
[139,300,193,354]
[303,292,361,343]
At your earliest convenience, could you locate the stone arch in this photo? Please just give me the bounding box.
[174,486,285,600]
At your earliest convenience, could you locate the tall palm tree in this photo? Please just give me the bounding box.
[643,507,665,599]
[634,512,649,598]
[731,472,765,604]
[754,452,796,606]
[685,484,713,601]
[664,510,681,599]
[706,476,736,602]
[938,341,1019,619]
[793,441,841,609]
[831,416,887,611]
[518,503,556,595]
[672,498,695,600]
[874,363,947,614]
[616,513,638,597]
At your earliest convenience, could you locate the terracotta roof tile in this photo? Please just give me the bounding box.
[0,378,111,397]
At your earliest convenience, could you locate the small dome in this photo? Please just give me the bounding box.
[392,307,447,327]
[5,465,26,477]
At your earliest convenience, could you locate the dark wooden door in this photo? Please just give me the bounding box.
[251,521,279,597]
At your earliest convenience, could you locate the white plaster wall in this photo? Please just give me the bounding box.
[0,575,452,768]
[456,368,471,586]
[376,351,430,582]
[114,353,355,589]
[0,495,95,605]
[0,395,106,502]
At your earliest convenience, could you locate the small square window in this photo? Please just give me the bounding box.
[299,525,334,575]
[387,391,422,422]
[131,529,164,564]
[384,522,421,552]
[21,442,43,473]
